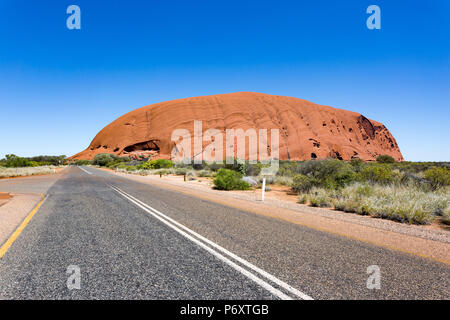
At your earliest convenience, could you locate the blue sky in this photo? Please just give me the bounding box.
[0,0,448,161]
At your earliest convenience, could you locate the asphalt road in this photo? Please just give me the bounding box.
[0,166,448,299]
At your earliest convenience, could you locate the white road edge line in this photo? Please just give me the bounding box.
[110,184,313,300]
[78,166,93,175]
[110,185,292,300]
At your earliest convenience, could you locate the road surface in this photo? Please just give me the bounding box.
[0,166,448,299]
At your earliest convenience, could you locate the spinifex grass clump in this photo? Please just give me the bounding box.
[299,183,449,225]
[0,166,58,178]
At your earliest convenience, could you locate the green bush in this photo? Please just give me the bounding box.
[1,154,32,168]
[298,159,344,179]
[299,159,356,188]
[224,161,245,175]
[1,154,67,167]
[349,158,364,168]
[360,165,399,184]
[73,159,92,166]
[213,168,250,190]
[148,159,174,169]
[376,155,395,163]
[277,161,300,177]
[325,167,357,189]
[244,163,262,176]
[424,167,450,190]
[204,162,224,172]
[291,174,315,193]
[93,153,115,166]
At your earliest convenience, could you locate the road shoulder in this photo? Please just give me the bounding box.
[0,193,43,248]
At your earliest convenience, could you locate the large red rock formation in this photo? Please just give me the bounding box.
[70,92,403,162]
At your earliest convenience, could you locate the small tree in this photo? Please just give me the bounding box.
[376,155,395,164]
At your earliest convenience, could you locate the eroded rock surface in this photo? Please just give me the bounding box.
[70,92,403,161]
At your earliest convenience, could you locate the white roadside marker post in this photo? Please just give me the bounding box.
[261,177,266,201]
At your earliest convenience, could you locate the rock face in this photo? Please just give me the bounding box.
[70,92,403,162]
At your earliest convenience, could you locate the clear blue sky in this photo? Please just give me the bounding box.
[0,0,448,161]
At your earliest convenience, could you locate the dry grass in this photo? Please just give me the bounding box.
[0,166,60,178]
[299,183,449,225]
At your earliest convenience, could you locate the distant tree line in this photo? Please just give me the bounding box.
[0,154,67,167]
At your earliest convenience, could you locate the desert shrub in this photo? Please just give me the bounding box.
[325,167,357,189]
[424,167,450,190]
[277,161,299,177]
[349,158,364,170]
[443,209,450,225]
[213,168,250,190]
[148,159,173,169]
[298,159,345,179]
[243,163,262,176]
[154,169,171,176]
[1,154,67,167]
[291,174,316,193]
[28,155,67,166]
[400,172,432,191]
[174,167,189,175]
[197,170,214,177]
[376,155,395,164]
[204,162,224,172]
[360,165,400,185]
[297,159,357,189]
[126,166,137,172]
[192,162,206,170]
[93,153,116,166]
[308,189,333,208]
[275,176,293,186]
[1,154,31,167]
[73,159,92,166]
[27,161,40,167]
[354,183,375,197]
[298,194,308,204]
[223,161,245,175]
